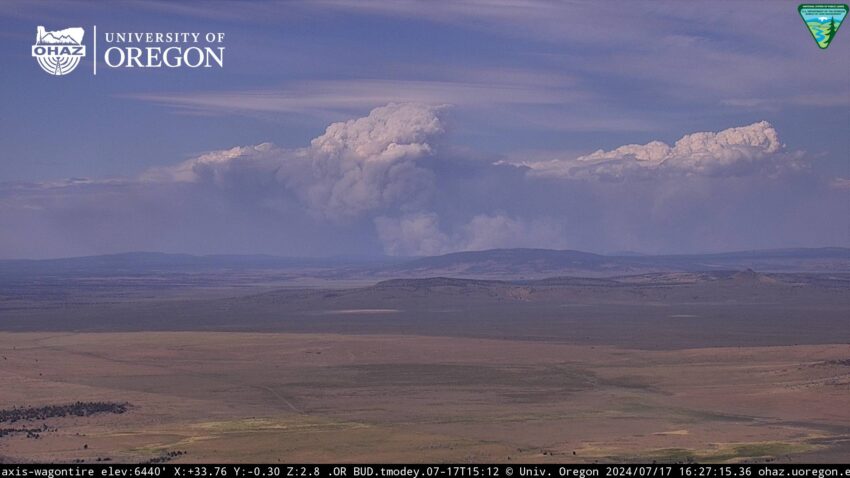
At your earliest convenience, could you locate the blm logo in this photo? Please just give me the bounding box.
[31,26,86,75]
[799,4,848,49]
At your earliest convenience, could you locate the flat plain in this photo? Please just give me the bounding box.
[1,333,849,463]
[1,253,849,463]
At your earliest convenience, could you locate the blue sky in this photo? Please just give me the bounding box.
[0,1,848,258]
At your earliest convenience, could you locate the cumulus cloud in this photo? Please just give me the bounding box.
[523,121,803,180]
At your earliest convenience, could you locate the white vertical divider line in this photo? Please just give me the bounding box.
[93,25,97,75]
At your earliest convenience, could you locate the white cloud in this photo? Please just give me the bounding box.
[830,177,850,191]
[522,121,802,180]
[126,78,579,116]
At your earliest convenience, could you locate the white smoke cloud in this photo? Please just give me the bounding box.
[131,111,825,256]
[142,143,283,185]
[374,213,449,256]
[374,213,567,256]
[308,102,444,161]
[295,103,443,219]
[460,214,566,252]
[144,103,445,219]
[5,104,838,259]
[523,121,802,180]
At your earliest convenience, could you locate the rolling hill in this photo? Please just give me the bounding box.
[380,247,850,278]
[1,247,848,283]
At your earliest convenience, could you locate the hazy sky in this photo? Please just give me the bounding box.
[1,0,848,258]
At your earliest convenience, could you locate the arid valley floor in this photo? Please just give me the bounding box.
[2,332,850,464]
[1,250,849,463]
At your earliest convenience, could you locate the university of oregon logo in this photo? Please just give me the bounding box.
[31,26,86,75]
[799,4,848,49]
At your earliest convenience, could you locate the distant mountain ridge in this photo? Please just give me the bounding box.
[0,251,395,279]
[383,247,850,278]
[1,247,848,280]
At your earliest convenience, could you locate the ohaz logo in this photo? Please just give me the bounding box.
[31,26,86,75]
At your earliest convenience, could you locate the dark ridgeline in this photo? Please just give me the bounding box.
[0,402,129,424]
[143,450,187,464]
[0,402,144,463]
[0,423,54,439]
